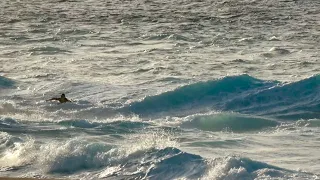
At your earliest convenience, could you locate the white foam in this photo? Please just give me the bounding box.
[0,137,36,168]
[119,129,179,157]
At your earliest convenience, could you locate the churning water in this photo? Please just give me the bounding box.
[0,0,319,179]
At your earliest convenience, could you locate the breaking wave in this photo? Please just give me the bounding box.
[0,134,313,179]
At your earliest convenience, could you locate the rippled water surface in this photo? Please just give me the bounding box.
[1,0,319,179]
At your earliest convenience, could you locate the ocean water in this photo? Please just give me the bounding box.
[0,0,319,179]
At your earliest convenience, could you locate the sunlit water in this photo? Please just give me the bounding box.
[0,0,319,179]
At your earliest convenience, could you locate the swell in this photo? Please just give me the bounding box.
[125,74,276,116]
[125,74,320,120]
[225,74,320,120]
[181,113,279,132]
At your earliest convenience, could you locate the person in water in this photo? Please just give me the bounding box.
[47,93,71,103]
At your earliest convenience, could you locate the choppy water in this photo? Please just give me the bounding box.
[1,0,320,179]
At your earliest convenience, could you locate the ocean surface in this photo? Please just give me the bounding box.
[0,0,319,179]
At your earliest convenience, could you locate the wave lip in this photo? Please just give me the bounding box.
[181,113,279,132]
[126,74,276,116]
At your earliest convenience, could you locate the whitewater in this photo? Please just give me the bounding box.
[0,0,319,179]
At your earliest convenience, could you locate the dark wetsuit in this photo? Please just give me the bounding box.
[47,94,71,103]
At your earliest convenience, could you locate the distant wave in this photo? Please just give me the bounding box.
[144,33,194,42]
[261,47,291,58]
[181,113,279,132]
[125,74,320,120]
[28,46,71,55]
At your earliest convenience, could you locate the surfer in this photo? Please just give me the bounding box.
[47,93,71,103]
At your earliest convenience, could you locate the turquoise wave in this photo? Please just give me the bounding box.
[0,76,15,88]
[225,74,320,120]
[126,74,320,120]
[126,74,276,115]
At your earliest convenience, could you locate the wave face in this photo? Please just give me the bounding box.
[0,76,15,88]
[126,75,276,115]
[225,74,320,120]
[127,74,320,120]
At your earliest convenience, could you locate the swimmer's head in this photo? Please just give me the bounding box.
[61,94,66,98]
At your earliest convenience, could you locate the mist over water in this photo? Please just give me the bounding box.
[0,0,319,179]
